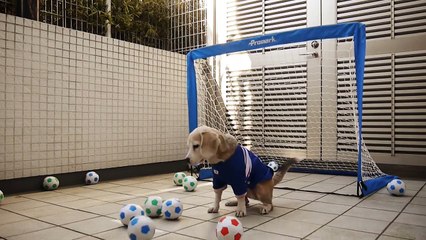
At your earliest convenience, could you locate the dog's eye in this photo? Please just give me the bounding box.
[193,144,200,150]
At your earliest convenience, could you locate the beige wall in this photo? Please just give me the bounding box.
[0,14,188,180]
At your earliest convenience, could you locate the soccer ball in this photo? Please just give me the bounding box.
[267,161,279,172]
[182,176,197,192]
[387,179,406,196]
[161,198,183,220]
[85,171,99,185]
[127,215,156,240]
[173,172,186,186]
[0,190,4,203]
[43,176,59,190]
[216,216,244,240]
[120,204,145,226]
[144,196,163,217]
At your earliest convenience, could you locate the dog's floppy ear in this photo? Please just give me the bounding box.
[200,131,220,161]
[217,134,228,153]
[216,133,237,159]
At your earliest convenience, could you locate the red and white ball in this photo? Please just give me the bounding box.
[216,216,244,240]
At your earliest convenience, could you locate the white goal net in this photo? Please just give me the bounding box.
[188,24,392,196]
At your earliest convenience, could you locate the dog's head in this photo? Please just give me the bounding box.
[185,126,237,166]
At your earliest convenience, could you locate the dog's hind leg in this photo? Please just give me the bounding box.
[225,197,249,207]
[260,202,273,215]
[253,181,274,215]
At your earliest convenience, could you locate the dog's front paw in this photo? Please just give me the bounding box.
[235,209,246,217]
[208,207,219,213]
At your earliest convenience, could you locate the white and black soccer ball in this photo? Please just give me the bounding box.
[120,204,145,226]
[161,198,183,220]
[43,176,60,191]
[173,172,186,186]
[267,161,279,172]
[387,179,406,196]
[216,216,244,240]
[85,171,99,185]
[143,196,163,217]
[127,215,156,240]
[182,176,198,192]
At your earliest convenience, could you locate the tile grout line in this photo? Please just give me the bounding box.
[238,190,320,238]
[301,191,373,239]
[0,207,104,240]
[210,177,356,238]
[374,182,426,240]
[0,179,216,240]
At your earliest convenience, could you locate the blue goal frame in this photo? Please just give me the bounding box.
[186,23,396,197]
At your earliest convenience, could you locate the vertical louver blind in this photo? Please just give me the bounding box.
[226,68,264,147]
[264,0,307,34]
[395,0,426,36]
[223,0,426,163]
[394,51,426,154]
[263,65,307,150]
[338,0,426,38]
[337,0,391,39]
[226,0,307,41]
[362,55,393,153]
[227,0,264,41]
[225,0,308,149]
[337,0,426,159]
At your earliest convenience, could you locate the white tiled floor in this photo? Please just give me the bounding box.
[0,172,425,240]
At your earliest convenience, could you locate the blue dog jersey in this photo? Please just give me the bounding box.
[212,145,273,196]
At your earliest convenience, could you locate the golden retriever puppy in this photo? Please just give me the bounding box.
[185,126,301,217]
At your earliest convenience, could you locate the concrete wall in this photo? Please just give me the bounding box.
[0,14,188,180]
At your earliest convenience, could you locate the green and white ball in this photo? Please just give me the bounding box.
[120,204,145,226]
[85,171,99,185]
[43,176,59,190]
[127,215,156,240]
[161,198,183,220]
[182,176,197,192]
[173,172,186,186]
[143,196,163,217]
[0,190,4,203]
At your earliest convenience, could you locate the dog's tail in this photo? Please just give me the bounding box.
[272,157,303,186]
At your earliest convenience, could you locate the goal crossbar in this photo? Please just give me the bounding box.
[186,22,396,197]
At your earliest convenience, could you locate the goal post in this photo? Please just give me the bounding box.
[186,23,397,197]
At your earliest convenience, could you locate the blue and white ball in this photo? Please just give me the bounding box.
[127,215,156,240]
[387,179,406,196]
[85,171,99,185]
[43,176,59,190]
[120,204,145,226]
[143,196,163,217]
[182,176,197,192]
[161,198,183,220]
[173,172,186,186]
[267,161,279,172]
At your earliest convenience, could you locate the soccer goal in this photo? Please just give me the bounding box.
[186,23,396,197]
